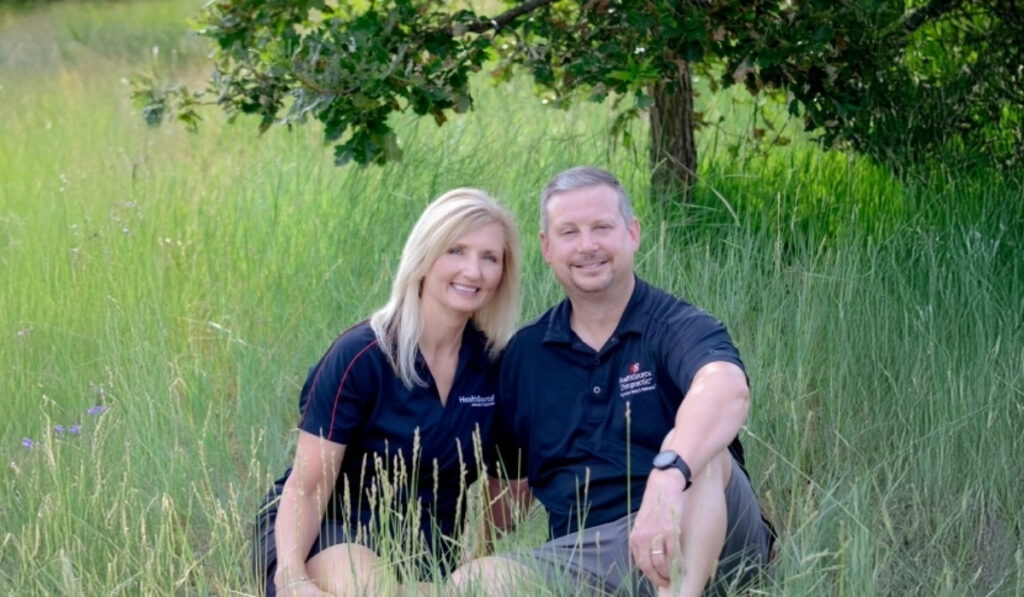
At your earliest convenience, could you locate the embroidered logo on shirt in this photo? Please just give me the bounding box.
[619,362,656,398]
[457,394,496,407]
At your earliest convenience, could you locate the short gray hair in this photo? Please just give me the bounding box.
[539,166,634,232]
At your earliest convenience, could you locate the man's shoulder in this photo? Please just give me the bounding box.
[516,302,562,336]
[629,280,736,361]
[634,278,708,324]
[503,303,562,358]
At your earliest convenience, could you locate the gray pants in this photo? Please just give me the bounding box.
[500,459,773,596]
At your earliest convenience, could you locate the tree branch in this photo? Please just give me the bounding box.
[450,0,558,35]
[901,0,965,34]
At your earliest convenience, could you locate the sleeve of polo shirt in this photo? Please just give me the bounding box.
[660,309,746,398]
[296,332,377,444]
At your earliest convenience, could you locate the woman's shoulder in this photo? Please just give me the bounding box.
[335,319,377,345]
[318,320,385,371]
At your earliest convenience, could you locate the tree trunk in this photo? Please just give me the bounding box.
[649,60,696,204]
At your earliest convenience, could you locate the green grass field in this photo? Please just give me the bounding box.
[1,1,1021,595]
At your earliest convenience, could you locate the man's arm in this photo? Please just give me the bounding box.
[628,361,750,590]
[660,360,749,477]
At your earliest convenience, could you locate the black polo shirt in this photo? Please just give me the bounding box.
[295,320,499,547]
[494,277,747,539]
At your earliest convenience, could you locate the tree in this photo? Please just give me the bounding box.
[134,0,1023,203]
[731,0,1024,175]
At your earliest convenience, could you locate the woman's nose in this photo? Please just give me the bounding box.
[462,256,482,279]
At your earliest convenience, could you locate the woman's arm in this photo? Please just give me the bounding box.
[272,430,345,593]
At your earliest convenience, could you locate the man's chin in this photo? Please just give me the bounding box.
[569,275,612,294]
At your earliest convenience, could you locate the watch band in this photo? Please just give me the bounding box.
[673,456,693,491]
[653,450,693,491]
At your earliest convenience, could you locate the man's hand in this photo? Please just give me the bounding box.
[275,577,329,597]
[629,469,688,589]
[274,564,330,597]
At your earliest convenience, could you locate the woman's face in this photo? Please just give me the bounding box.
[421,221,506,318]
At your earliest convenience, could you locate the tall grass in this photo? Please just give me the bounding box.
[1,1,1021,595]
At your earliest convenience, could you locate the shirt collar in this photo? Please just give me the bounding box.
[542,275,649,345]
[461,319,493,368]
[414,319,493,369]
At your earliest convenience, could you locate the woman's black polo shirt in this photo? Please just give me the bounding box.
[494,277,747,539]
[294,320,500,547]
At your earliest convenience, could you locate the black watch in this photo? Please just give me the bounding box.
[652,450,693,491]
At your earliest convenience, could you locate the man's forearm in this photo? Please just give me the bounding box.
[663,362,749,478]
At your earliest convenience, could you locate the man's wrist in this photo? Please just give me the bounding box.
[277,576,311,590]
[651,450,693,491]
[274,563,308,586]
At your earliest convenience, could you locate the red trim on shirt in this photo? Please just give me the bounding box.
[298,339,379,441]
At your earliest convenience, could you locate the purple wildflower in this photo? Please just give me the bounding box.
[69,424,82,435]
[54,425,65,435]
[87,405,109,416]
[21,438,34,449]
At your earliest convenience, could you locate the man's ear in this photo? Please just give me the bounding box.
[628,218,641,251]
[539,230,552,263]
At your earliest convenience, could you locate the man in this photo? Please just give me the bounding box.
[454,167,774,596]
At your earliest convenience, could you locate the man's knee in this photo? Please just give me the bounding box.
[691,450,733,493]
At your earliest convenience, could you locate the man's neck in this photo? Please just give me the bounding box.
[567,276,635,352]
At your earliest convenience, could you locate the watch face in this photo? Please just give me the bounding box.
[653,451,677,469]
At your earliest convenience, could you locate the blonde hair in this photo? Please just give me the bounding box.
[370,188,521,388]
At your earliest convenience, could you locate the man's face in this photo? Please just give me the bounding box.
[540,184,639,296]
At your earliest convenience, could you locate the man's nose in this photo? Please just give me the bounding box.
[579,230,599,251]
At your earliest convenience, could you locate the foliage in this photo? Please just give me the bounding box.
[151,0,499,166]
[724,0,1024,173]
[4,1,1024,593]
[133,0,1024,176]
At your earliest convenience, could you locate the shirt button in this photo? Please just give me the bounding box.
[593,386,601,394]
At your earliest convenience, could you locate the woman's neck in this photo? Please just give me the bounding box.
[418,306,468,405]
[418,303,468,359]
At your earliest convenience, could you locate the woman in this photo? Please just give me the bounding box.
[253,189,521,596]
